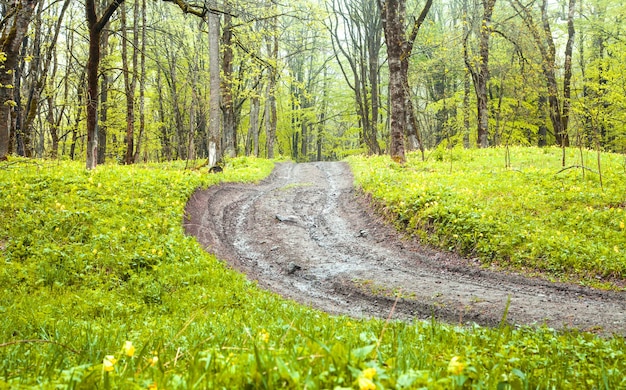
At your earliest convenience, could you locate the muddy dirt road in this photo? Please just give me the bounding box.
[184,162,626,335]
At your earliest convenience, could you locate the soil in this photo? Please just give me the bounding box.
[184,162,626,336]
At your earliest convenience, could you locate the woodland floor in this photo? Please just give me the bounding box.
[184,162,626,336]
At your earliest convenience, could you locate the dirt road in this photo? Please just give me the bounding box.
[184,162,626,335]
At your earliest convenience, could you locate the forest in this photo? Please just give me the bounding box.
[1,0,625,166]
[2,0,626,388]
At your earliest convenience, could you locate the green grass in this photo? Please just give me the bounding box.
[0,154,625,389]
[348,146,626,290]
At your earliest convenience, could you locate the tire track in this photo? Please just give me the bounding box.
[184,162,626,335]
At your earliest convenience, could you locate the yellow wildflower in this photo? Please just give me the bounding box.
[259,329,269,343]
[362,367,377,379]
[357,376,376,390]
[123,341,135,357]
[148,383,158,390]
[447,356,466,375]
[620,221,625,229]
[103,355,117,372]
[150,355,159,366]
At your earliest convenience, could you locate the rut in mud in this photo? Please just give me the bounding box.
[184,162,626,335]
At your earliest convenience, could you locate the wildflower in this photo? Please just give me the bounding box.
[362,367,377,379]
[620,221,625,229]
[148,383,158,390]
[103,355,117,372]
[150,355,159,366]
[447,356,466,375]
[259,329,270,343]
[357,376,376,390]
[123,341,135,357]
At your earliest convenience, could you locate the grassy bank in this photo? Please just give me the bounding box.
[348,147,626,290]
[0,155,624,389]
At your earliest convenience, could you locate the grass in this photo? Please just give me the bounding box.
[0,153,625,389]
[348,146,626,290]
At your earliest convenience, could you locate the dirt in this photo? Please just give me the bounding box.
[184,161,626,336]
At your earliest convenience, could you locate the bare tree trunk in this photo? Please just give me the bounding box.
[85,0,125,169]
[378,0,432,163]
[246,79,262,157]
[97,27,109,164]
[208,11,221,167]
[122,1,139,164]
[133,0,147,163]
[156,68,171,160]
[265,15,278,159]
[221,13,236,157]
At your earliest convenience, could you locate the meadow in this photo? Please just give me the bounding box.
[348,146,626,290]
[0,151,624,389]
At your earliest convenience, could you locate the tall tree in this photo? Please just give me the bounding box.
[378,0,432,163]
[511,0,575,150]
[121,0,139,164]
[327,0,383,155]
[85,0,125,169]
[0,0,38,160]
[465,0,497,148]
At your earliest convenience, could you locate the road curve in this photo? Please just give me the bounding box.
[184,162,626,335]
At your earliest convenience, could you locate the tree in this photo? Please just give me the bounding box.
[326,0,383,155]
[121,0,139,164]
[85,0,125,169]
[378,0,432,163]
[511,0,575,151]
[465,0,496,148]
[0,0,39,160]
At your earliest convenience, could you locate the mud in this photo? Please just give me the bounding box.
[184,162,626,335]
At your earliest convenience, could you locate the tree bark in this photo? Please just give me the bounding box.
[0,0,38,160]
[133,0,147,163]
[97,27,109,164]
[85,0,125,169]
[122,0,139,165]
[265,14,278,159]
[221,13,236,157]
[208,11,221,166]
[378,0,432,163]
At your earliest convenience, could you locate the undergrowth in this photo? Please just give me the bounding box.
[348,146,626,290]
[0,154,624,389]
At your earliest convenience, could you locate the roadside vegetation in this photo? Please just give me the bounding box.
[349,146,626,291]
[0,154,625,389]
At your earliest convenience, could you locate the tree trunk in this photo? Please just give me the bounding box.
[466,0,496,149]
[247,92,261,157]
[265,16,278,159]
[0,0,38,160]
[221,13,236,157]
[208,11,221,167]
[97,28,109,164]
[560,0,575,147]
[122,1,139,165]
[512,0,571,149]
[379,0,431,163]
[156,68,171,160]
[85,0,125,169]
[133,0,147,163]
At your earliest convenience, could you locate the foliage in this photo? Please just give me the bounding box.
[0,156,624,388]
[349,147,626,290]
